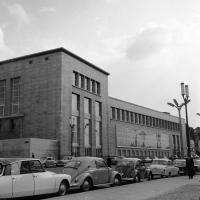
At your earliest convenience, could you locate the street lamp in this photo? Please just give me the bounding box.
[181,83,191,157]
[167,100,185,158]
[69,117,75,156]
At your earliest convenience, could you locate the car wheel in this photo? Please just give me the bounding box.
[81,178,93,192]
[58,181,68,196]
[111,175,121,186]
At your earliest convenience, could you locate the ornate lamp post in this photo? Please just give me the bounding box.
[181,83,191,157]
[167,99,185,158]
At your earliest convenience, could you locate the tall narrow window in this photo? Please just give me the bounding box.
[117,108,120,120]
[0,80,6,116]
[72,93,79,112]
[111,107,115,120]
[11,77,20,114]
[91,80,96,94]
[84,98,91,114]
[85,77,90,91]
[96,82,101,95]
[95,121,101,149]
[84,118,91,148]
[72,71,79,86]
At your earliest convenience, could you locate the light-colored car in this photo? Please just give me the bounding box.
[40,157,57,168]
[149,158,179,178]
[194,159,200,174]
[63,156,121,192]
[0,158,71,199]
[56,156,74,167]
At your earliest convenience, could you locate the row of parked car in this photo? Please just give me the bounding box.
[0,156,198,199]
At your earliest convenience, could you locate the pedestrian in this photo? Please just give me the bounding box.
[186,156,194,179]
[31,152,35,158]
[106,155,112,167]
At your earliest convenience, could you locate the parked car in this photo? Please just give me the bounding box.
[56,156,74,167]
[149,158,179,178]
[115,158,151,183]
[63,156,121,192]
[173,159,186,175]
[40,157,57,168]
[194,159,200,174]
[0,158,71,199]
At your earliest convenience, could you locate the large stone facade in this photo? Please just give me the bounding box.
[0,47,186,159]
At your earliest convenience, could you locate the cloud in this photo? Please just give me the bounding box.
[0,28,13,60]
[126,24,171,61]
[7,3,30,25]
[40,7,56,13]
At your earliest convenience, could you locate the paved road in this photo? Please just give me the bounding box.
[42,175,200,200]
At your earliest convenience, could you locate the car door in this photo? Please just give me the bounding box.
[0,164,12,199]
[12,161,34,198]
[30,160,55,195]
[95,160,109,184]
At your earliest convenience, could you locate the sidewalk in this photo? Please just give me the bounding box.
[145,178,200,200]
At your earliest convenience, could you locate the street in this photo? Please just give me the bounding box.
[42,173,200,200]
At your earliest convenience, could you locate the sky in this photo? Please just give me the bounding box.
[0,0,200,128]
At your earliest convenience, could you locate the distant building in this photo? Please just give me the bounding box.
[0,47,186,159]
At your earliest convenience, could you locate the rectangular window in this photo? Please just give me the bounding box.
[126,111,129,122]
[95,101,101,117]
[149,117,152,126]
[72,93,79,112]
[85,77,90,91]
[95,121,101,148]
[111,107,115,120]
[72,71,79,86]
[84,119,91,148]
[121,110,125,121]
[11,77,20,114]
[142,115,145,125]
[130,112,134,123]
[80,75,84,89]
[138,114,141,124]
[71,116,79,148]
[84,98,91,114]
[135,113,138,124]
[117,108,120,120]
[91,80,96,94]
[0,80,6,116]
[96,82,101,95]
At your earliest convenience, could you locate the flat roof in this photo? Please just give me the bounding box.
[0,47,110,76]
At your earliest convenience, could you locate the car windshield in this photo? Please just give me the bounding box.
[117,160,135,167]
[152,160,168,165]
[65,161,81,169]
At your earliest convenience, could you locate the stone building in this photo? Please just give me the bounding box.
[0,47,186,159]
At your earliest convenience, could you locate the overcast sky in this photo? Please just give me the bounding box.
[0,0,200,128]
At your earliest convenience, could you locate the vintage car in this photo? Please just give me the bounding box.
[56,156,74,167]
[149,158,179,178]
[173,159,186,175]
[63,156,121,192]
[194,159,200,174]
[0,158,71,199]
[115,158,151,182]
[40,156,57,168]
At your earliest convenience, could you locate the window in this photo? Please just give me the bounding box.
[11,162,20,175]
[138,114,141,124]
[72,71,79,86]
[142,115,145,125]
[71,116,79,148]
[91,80,96,93]
[85,77,90,91]
[0,80,5,116]
[20,161,30,174]
[96,160,107,168]
[84,119,91,148]
[72,93,79,112]
[135,113,138,124]
[80,75,85,89]
[121,110,125,121]
[84,98,91,114]
[3,165,11,176]
[117,108,120,120]
[130,112,134,123]
[111,107,115,119]
[95,101,101,117]
[95,121,101,149]
[96,82,101,95]
[11,77,20,114]
[29,160,44,173]
[126,111,129,122]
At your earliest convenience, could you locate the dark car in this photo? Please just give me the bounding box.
[56,156,74,167]
[115,158,151,183]
[173,159,186,175]
[63,156,121,192]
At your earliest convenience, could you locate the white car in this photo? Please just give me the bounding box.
[149,158,179,178]
[0,158,71,199]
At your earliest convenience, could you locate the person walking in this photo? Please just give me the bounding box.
[31,152,35,158]
[186,157,194,179]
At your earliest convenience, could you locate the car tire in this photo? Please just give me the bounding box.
[112,175,121,186]
[81,178,93,192]
[58,180,68,196]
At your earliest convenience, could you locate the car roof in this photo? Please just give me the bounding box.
[0,158,40,165]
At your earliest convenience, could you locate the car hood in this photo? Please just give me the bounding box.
[150,164,166,169]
